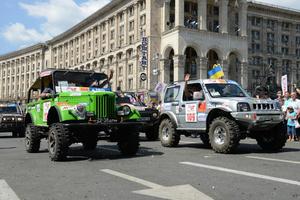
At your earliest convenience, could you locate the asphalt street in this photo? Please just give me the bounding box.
[0,132,300,200]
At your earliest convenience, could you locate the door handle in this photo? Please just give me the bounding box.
[172,102,179,106]
[181,104,185,108]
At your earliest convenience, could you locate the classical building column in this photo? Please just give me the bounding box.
[198,0,207,31]
[175,0,184,27]
[160,58,171,84]
[162,1,170,32]
[173,55,185,81]
[220,60,229,79]
[219,0,229,34]
[240,62,248,89]
[291,61,297,85]
[239,0,248,37]
[200,57,208,79]
[0,64,3,99]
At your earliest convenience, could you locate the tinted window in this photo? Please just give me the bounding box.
[164,86,180,103]
[0,106,18,114]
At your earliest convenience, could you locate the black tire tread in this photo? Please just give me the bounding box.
[159,119,180,147]
[209,117,240,153]
[48,123,70,161]
[25,124,41,153]
[118,130,140,156]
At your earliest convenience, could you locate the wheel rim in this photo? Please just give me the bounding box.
[162,125,170,141]
[25,128,31,148]
[48,132,56,155]
[213,126,227,145]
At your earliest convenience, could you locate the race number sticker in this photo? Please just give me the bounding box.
[43,102,51,122]
[185,104,197,123]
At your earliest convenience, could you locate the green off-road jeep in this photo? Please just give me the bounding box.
[25,69,141,161]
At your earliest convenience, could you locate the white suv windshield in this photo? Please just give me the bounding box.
[205,83,246,98]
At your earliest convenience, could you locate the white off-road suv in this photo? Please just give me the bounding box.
[159,79,286,153]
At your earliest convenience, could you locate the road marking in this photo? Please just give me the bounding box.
[246,156,300,165]
[101,169,214,200]
[0,180,20,200]
[180,162,300,186]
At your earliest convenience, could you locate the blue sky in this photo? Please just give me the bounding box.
[0,0,299,55]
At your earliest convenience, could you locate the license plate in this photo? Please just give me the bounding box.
[138,117,150,121]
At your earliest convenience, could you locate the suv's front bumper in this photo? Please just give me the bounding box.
[231,111,284,131]
[0,122,24,132]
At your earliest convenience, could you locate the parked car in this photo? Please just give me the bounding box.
[0,103,24,137]
[25,69,143,161]
[159,79,285,153]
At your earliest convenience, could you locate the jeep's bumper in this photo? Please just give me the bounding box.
[231,111,284,131]
[63,121,145,131]
[0,122,24,132]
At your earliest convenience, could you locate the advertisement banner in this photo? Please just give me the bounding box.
[140,37,148,69]
[281,75,288,93]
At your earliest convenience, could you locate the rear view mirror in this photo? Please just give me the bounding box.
[193,91,205,101]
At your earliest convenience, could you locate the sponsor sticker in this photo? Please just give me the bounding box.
[43,102,51,122]
[197,113,207,122]
[185,104,197,123]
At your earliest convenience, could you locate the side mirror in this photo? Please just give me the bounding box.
[193,91,205,101]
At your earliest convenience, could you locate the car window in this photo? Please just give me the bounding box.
[183,83,203,101]
[205,83,246,98]
[0,106,18,114]
[164,86,180,103]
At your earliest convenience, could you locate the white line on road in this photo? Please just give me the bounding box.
[0,180,20,200]
[246,156,300,165]
[101,169,163,189]
[101,169,214,200]
[180,161,300,186]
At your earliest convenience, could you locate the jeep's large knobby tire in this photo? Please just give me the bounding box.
[145,125,159,141]
[159,118,180,147]
[117,129,140,156]
[82,132,98,150]
[209,117,240,153]
[256,123,286,152]
[25,124,41,153]
[48,123,70,161]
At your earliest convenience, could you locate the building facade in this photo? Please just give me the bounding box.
[0,0,300,101]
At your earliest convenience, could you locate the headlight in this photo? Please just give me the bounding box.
[122,106,131,116]
[3,118,6,121]
[72,104,86,119]
[237,103,251,112]
[152,112,158,118]
[17,117,23,121]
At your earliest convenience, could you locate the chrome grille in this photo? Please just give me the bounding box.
[253,103,275,110]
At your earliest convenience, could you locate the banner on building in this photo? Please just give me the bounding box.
[140,36,148,70]
[281,75,288,93]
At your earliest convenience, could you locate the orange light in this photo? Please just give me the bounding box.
[198,101,206,113]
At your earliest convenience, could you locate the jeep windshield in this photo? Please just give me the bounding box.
[205,83,247,98]
[0,106,18,114]
[53,71,108,92]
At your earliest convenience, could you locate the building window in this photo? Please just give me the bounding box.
[129,6,134,17]
[128,64,133,74]
[140,0,146,11]
[281,47,289,55]
[296,49,300,57]
[110,30,115,40]
[129,21,135,31]
[267,46,275,54]
[102,34,106,43]
[129,35,134,44]
[118,67,123,76]
[282,34,289,45]
[140,15,146,26]
[120,25,124,35]
[251,30,260,40]
[296,24,300,33]
[119,12,124,22]
[110,43,115,50]
[128,78,133,90]
[267,19,275,30]
[251,43,261,53]
[282,22,290,30]
[296,36,300,46]
[251,17,261,27]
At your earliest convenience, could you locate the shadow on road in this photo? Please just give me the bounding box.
[0,147,16,150]
[64,145,164,162]
[236,143,300,154]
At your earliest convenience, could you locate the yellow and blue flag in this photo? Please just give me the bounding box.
[208,64,224,79]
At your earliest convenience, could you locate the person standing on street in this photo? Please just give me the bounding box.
[286,107,297,141]
[287,92,300,141]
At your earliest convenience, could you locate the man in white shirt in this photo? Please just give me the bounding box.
[287,92,300,114]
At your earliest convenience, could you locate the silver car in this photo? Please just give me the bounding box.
[159,79,285,153]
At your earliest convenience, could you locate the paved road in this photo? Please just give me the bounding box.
[0,132,300,200]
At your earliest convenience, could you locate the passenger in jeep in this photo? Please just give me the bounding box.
[90,70,114,88]
[183,73,203,101]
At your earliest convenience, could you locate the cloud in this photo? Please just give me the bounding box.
[2,0,110,48]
